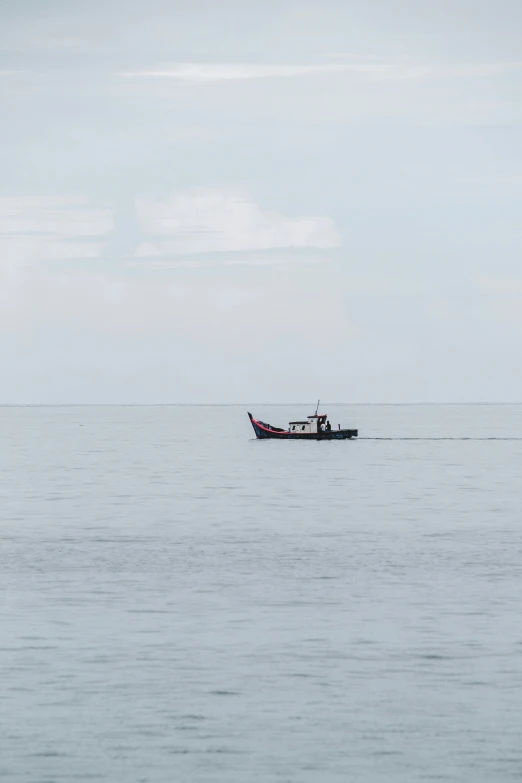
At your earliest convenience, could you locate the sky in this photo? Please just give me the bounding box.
[1,0,522,403]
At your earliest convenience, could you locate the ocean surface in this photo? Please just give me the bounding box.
[1,404,522,783]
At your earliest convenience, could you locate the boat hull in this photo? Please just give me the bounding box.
[248,413,358,440]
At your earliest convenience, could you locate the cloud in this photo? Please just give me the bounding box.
[128,251,334,269]
[120,62,378,82]
[476,276,522,295]
[118,59,522,85]
[0,261,352,363]
[0,197,112,237]
[119,60,422,84]
[134,188,340,256]
[128,250,337,270]
[0,197,113,268]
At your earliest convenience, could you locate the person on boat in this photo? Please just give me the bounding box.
[326,420,331,432]
[320,418,326,432]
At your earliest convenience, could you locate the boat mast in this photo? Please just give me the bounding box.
[315,399,320,415]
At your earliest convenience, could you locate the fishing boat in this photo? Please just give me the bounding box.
[248,403,358,440]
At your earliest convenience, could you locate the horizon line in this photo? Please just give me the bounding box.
[1,401,521,408]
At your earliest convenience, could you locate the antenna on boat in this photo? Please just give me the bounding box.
[315,399,320,415]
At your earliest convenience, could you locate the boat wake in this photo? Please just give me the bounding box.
[360,437,522,441]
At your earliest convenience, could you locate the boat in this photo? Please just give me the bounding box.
[248,404,358,440]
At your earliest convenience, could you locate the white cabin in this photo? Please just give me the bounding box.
[288,414,328,434]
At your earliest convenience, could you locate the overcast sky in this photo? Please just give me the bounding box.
[1,0,522,403]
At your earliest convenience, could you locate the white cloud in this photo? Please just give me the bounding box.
[0,197,112,237]
[125,256,333,272]
[0,260,352,361]
[120,61,411,84]
[476,276,522,295]
[0,197,113,268]
[119,59,522,85]
[134,187,340,256]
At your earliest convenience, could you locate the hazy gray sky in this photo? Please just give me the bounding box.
[1,0,522,403]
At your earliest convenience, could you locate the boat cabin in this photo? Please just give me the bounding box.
[288,414,329,434]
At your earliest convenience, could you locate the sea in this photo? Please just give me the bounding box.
[1,404,522,782]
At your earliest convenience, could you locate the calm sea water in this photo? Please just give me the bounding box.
[1,404,522,782]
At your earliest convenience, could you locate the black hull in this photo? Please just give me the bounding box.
[248,413,357,440]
